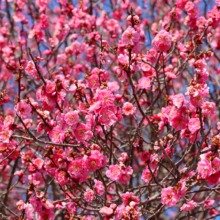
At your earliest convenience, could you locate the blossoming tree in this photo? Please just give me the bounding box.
[1,0,220,219]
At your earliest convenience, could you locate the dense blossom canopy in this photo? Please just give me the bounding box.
[1,0,220,219]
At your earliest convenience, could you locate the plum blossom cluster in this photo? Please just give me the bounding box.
[1,0,220,220]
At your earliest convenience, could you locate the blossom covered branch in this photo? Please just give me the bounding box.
[0,0,220,220]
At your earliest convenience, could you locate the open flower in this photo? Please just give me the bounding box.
[152,30,172,52]
[122,26,140,45]
[122,102,136,116]
[181,201,197,211]
[161,187,180,207]
[15,100,31,119]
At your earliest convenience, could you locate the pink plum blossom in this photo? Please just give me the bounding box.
[49,127,65,143]
[181,201,197,211]
[138,77,151,90]
[197,160,212,179]
[122,26,140,45]
[94,179,105,195]
[84,189,95,202]
[100,206,114,217]
[152,30,172,52]
[122,102,136,116]
[14,100,32,119]
[161,187,180,207]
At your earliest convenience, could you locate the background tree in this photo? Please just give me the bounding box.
[0,0,220,219]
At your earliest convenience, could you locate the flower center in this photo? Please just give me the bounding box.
[91,161,96,167]
[128,33,133,40]
[167,194,172,199]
